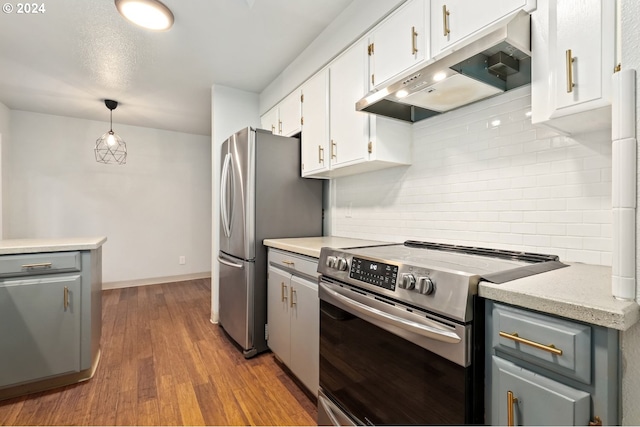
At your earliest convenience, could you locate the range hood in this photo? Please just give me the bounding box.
[356,11,532,123]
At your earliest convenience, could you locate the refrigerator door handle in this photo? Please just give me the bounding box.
[220,153,234,237]
[217,255,244,269]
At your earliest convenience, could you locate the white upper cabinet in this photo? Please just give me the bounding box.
[300,69,330,177]
[261,105,279,135]
[430,0,534,56]
[279,90,302,136]
[368,0,429,91]
[260,90,302,136]
[329,39,370,169]
[531,0,616,134]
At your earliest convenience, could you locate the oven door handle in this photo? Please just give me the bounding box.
[321,282,461,344]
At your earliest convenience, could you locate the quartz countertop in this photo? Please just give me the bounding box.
[263,236,397,259]
[0,237,107,255]
[479,262,640,331]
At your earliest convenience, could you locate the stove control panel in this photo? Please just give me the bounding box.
[349,257,398,290]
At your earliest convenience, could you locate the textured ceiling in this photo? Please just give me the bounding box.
[0,0,354,135]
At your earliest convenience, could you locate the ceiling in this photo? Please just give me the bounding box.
[0,0,354,136]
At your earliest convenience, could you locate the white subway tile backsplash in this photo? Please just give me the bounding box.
[332,87,612,266]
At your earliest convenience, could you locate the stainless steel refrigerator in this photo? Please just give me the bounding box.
[217,127,323,358]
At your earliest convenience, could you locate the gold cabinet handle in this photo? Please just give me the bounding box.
[318,145,324,163]
[282,260,294,266]
[281,282,287,302]
[271,124,275,133]
[331,140,337,159]
[507,390,518,426]
[21,262,52,270]
[499,331,563,356]
[278,120,282,134]
[290,286,296,308]
[64,286,69,310]
[566,49,575,93]
[411,26,418,55]
[442,5,450,37]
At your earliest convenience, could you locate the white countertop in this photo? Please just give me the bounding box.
[263,236,397,258]
[479,262,640,331]
[0,236,107,255]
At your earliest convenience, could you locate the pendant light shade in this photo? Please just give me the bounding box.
[95,100,127,165]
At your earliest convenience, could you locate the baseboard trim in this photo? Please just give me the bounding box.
[102,272,211,290]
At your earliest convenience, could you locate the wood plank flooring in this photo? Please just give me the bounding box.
[0,279,317,426]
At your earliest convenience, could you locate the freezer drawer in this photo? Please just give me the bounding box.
[217,253,256,355]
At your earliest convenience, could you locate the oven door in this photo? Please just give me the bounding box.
[319,278,479,426]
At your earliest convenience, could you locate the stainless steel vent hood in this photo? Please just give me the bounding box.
[356,11,532,123]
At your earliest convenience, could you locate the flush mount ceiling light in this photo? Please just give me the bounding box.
[115,0,174,31]
[95,100,127,165]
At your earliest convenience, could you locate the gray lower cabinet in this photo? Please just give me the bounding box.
[267,248,319,396]
[0,249,102,399]
[485,300,619,426]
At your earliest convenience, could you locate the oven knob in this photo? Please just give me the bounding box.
[336,257,348,271]
[399,274,415,290]
[326,256,337,269]
[417,277,435,295]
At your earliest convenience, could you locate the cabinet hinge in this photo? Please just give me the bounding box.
[265,324,269,341]
[368,141,373,154]
[300,94,304,102]
[368,43,374,56]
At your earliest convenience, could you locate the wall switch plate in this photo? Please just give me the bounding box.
[179,256,186,265]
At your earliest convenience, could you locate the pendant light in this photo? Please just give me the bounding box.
[95,100,127,165]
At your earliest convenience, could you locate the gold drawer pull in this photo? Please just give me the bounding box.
[318,145,324,163]
[499,331,563,356]
[21,262,53,270]
[442,5,450,37]
[411,26,418,55]
[281,282,287,302]
[331,140,337,159]
[290,286,296,308]
[507,390,518,426]
[282,260,294,266]
[566,49,575,93]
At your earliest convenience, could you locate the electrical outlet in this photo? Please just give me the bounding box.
[179,256,186,265]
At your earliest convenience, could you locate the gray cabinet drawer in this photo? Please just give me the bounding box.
[492,303,591,384]
[491,356,590,426]
[268,249,319,281]
[0,252,81,278]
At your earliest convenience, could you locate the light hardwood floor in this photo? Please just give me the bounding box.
[0,279,317,426]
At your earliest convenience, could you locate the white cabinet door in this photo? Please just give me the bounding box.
[289,275,319,396]
[329,39,369,168]
[279,90,302,137]
[266,266,291,366]
[301,69,330,177]
[369,0,429,91]
[531,0,615,134]
[430,0,530,56]
[261,106,279,134]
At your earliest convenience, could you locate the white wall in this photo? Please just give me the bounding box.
[0,101,9,239]
[210,85,260,323]
[6,110,212,285]
[331,87,613,265]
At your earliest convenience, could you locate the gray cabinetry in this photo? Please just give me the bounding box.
[485,300,618,425]
[267,248,319,396]
[0,249,102,399]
